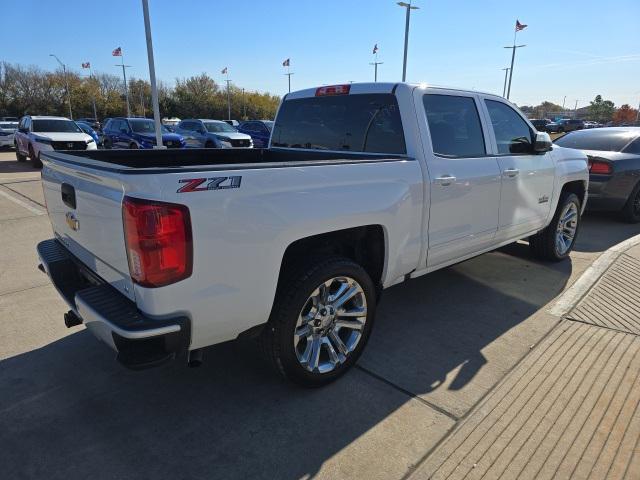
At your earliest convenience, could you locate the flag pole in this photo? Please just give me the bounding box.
[121,53,131,117]
[504,21,526,100]
[89,65,97,120]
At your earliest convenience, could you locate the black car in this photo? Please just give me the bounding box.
[556,119,585,133]
[554,127,640,222]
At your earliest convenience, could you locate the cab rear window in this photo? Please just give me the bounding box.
[271,93,406,154]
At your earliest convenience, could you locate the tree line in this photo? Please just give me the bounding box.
[520,95,638,124]
[0,62,281,121]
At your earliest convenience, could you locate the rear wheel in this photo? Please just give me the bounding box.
[103,137,112,149]
[529,192,581,261]
[205,140,215,148]
[261,256,376,387]
[622,182,640,223]
[15,144,26,162]
[129,142,138,150]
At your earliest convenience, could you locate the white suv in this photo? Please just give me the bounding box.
[15,116,97,168]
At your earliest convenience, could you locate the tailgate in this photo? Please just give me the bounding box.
[41,156,135,301]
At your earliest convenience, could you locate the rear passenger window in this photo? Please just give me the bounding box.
[485,100,534,154]
[624,138,640,154]
[423,94,486,157]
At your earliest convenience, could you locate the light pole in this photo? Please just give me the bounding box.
[50,54,72,119]
[562,95,566,110]
[142,0,163,147]
[501,67,510,97]
[397,2,419,82]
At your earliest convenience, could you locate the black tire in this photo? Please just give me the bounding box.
[28,145,43,169]
[529,192,581,262]
[622,181,640,223]
[260,256,376,387]
[129,142,138,150]
[204,140,215,148]
[15,144,26,162]
[103,137,112,149]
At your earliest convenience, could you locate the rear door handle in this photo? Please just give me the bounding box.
[504,168,520,178]
[435,175,456,186]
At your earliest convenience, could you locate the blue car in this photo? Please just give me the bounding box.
[237,120,273,148]
[102,117,186,149]
[75,121,100,146]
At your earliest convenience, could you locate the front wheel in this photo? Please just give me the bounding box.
[261,256,376,387]
[529,192,581,261]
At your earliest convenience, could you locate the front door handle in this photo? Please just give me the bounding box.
[435,175,456,186]
[504,168,520,178]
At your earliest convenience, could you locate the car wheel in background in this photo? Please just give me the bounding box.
[260,256,376,387]
[205,140,215,148]
[129,142,138,149]
[103,137,112,149]
[622,182,640,223]
[15,144,26,162]
[529,192,581,262]
[31,153,42,168]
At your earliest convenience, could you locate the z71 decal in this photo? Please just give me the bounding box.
[177,176,242,193]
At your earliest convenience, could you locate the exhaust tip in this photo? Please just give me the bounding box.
[188,348,204,368]
[64,310,83,328]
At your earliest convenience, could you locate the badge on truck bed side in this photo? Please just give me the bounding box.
[177,176,242,193]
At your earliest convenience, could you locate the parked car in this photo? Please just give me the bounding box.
[14,115,97,168]
[237,120,273,148]
[75,121,101,146]
[557,119,585,133]
[102,117,185,149]
[76,117,101,131]
[1,116,19,122]
[175,119,253,148]
[555,127,640,222]
[0,121,18,148]
[36,83,587,386]
[530,119,561,133]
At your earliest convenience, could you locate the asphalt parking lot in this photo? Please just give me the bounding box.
[1,150,639,479]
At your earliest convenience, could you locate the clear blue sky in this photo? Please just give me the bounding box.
[2,0,639,108]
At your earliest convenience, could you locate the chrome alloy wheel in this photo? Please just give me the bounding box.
[556,202,578,255]
[293,276,367,374]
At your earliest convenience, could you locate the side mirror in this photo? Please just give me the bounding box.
[533,131,553,153]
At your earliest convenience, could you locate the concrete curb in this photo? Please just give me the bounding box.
[549,232,640,317]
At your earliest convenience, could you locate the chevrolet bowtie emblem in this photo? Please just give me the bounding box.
[65,212,79,231]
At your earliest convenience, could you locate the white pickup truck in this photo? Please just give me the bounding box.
[37,83,588,386]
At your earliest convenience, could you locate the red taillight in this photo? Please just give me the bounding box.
[315,84,351,96]
[588,159,612,175]
[122,196,192,288]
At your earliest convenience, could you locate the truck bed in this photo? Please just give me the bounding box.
[43,148,408,172]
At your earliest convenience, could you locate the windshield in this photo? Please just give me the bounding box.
[0,122,18,130]
[32,119,82,133]
[204,122,237,133]
[130,119,170,134]
[554,130,638,152]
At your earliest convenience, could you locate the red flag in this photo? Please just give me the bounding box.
[515,20,527,31]
[112,47,122,56]
[282,58,290,67]
[81,62,91,69]
[221,67,228,74]
[373,44,378,54]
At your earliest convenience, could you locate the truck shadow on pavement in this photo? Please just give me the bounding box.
[0,247,578,480]
[2,217,637,479]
